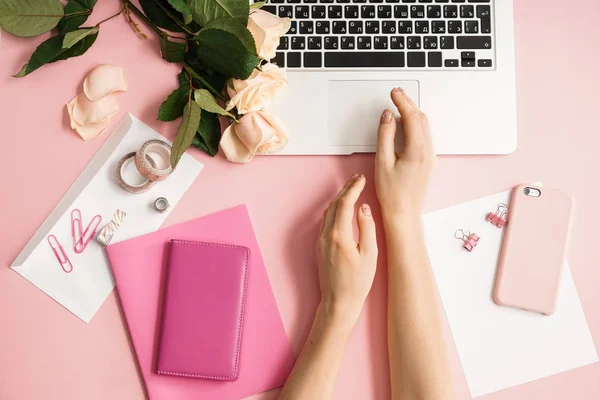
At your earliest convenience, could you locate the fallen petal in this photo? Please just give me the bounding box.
[83,65,128,101]
[72,92,120,125]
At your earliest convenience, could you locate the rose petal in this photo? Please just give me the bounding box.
[66,97,111,141]
[83,65,128,102]
[247,10,291,60]
[220,112,275,163]
[256,111,289,154]
[72,92,120,125]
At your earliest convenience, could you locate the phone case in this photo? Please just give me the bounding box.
[494,184,575,315]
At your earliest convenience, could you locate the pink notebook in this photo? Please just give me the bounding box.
[106,206,294,400]
[156,240,249,380]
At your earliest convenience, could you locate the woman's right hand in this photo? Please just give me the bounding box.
[375,88,436,223]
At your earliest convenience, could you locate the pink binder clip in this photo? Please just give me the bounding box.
[48,235,73,273]
[486,203,508,228]
[71,209,102,254]
[455,229,480,252]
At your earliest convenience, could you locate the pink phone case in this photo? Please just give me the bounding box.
[494,184,575,315]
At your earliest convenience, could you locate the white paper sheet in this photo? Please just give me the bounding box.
[423,188,598,397]
[11,114,203,323]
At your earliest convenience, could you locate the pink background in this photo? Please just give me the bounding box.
[1,0,598,399]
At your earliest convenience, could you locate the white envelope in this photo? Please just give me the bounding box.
[11,114,203,323]
[423,187,598,397]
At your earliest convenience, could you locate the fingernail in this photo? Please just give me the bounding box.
[362,204,371,216]
[356,174,364,181]
[350,173,359,181]
[393,87,404,94]
[380,110,393,124]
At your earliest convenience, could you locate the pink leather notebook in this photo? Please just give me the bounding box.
[156,240,249,380]
[106,206,294,400]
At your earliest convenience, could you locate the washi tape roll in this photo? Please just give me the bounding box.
[116,152,156,194]
[135,139,173,182]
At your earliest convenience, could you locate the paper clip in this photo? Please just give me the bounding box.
[455,229,480,252]
[71,209,102,253]
[48,235,73,273]
[486,203,508,228]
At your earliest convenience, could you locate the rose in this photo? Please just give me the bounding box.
[247,9,291,60]
[226,63,287,114]
[220,111,289,163]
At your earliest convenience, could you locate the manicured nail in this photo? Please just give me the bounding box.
[362,204,371,216]
[393,87,404,94]
[350,173,359,181]
[381,110,393,124]
[356,174,365,181]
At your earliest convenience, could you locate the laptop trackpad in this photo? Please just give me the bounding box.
[327,80,420,147]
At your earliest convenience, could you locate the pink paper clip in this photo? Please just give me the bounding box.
[455,229,480,252]
[71,209,102,254]
[486,203,508,228]
[48,235,73,273]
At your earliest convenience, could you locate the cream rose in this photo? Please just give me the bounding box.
[220,111,289,163]
[226,63,287,114]
[247,9,291,60]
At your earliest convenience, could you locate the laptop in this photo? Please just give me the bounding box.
[263,0,518,155]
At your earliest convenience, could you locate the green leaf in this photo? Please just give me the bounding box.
[58,0,97,35]
[158,86,190,121]
[166,0,192,24]
[202,18,256,55]
[250,2,266,10]
[139,0,185,33]
[189,0,250,26]
[192,111,221,156]
[159,36,187,63]
[178,69,190,87]
[194,89,235,118]
[63,27,98,49]
[0,0,64,37]
[14,32,98,78]
[171,100,202,168]
[194,29,260,80]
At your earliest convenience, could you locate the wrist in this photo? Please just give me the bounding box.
[318,298,362,332]
[382,211,422,231]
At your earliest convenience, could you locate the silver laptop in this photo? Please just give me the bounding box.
[264,0,518,155]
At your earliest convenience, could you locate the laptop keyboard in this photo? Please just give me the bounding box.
[262,0,496,70]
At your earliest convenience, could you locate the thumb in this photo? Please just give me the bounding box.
[358,204,377,258]
[376,109,397,166]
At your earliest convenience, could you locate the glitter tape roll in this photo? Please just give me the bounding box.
[97,209,126,246]
[116,152,156,194]
[135,139,172,182]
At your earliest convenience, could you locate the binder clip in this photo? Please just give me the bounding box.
[455,229,480,252]
[486,203,508,228]
[71,209,102,253]
[48,235,73,273]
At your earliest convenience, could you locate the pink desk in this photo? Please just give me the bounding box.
[1,1,598,399]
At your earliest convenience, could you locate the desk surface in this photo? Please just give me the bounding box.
[1,1,598,399]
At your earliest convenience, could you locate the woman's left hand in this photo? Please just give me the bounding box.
[317,174,379,323]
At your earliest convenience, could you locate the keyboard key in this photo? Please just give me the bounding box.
[300,21,314,34]
[345,5,359,17]
[289,21,297,34]
[378,5,392,18]
[305,0,318,3]
[426,5,441,17]
[291,36,305,49]
[353,0,367,2]
[374,36,388,49]
[411,5,425,17]
[407,36,421,49]
[270,0,285,4]
[349,20,363,33]
[296,5,310,18]
[263,5,277,14]
[361,5,376,17]
[407,52,426,67]
[308,36,322,49]
[457,35,491,49]
[428,52,442,67]
[478,59,493,67]
[328,5,343,17]
[477,5,491,33]
[462,59,475,67]
[337,0,351,3]
[444,5,458,17]
[394,5,409,17]
[448,20,462,33]
[316,20,331,33]
[324,36,339,49]
[320,0,334,2]
[415,21,429,33]
[333,21,347,33]
[398,20,413,33]
[357,36,372,49]
[382,20,396,33]
[390,36,405,49]
[312,5,326,17]
[278,6,293,17]
[432,20,445,33]
[304,52,322,68]
[274,52,285,67]
[465,20,479,33]
[341,36,355,49]
[287,52,301,67]
[440,35,454,49]
[278,36,288,50]
[365,20,380,33]
[325,52,405,67]
[424,36,438,49]
[460,4,474,18]
[288,0,301,3]
[445,59,459,67]
[461,51,475,59]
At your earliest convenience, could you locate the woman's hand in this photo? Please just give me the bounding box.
[317,174,378,323]
[375,88,436,222]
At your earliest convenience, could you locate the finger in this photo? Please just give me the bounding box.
[333,175,366,232]
[376,109,397,166]
[357,204,377,257]
[323,174,359,232]
[391,87,425,156]
[318,208,327,236]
